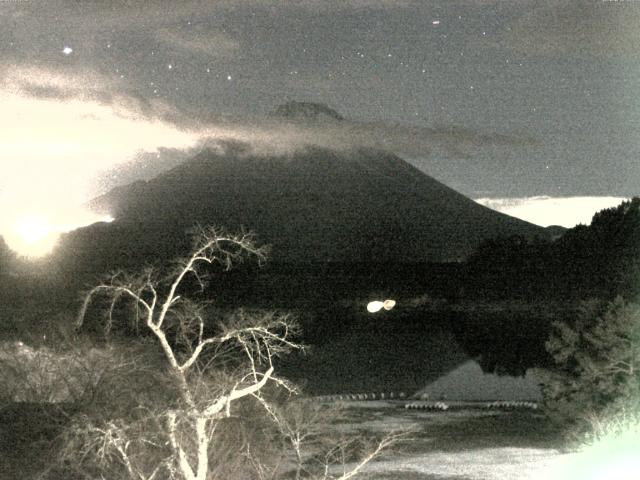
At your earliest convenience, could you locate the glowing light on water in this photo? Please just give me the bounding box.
[367,301,384,313]
[367,299,396,313]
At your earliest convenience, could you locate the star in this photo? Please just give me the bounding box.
[62,46,73,55]
[227,75,232,81]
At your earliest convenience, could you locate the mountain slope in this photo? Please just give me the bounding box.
[271,101,344,122]
[76,144,547,269]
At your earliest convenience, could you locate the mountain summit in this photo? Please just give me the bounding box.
[272,101,344,122]
[78,143,548,271]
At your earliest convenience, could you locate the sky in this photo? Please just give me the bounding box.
[1,0,639,255]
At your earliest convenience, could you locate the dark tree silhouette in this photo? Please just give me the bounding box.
[0,236,15,274]
[535,296,640,441]
[465,197,640,301]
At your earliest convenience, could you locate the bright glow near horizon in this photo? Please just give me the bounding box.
[4,212,114,258]
[0,73,203,257]
[475,196,629,228]
[14,216,53,247]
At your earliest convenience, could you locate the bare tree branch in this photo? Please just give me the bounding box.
[71,227,302,480]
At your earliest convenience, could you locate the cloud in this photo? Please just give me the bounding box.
[0,0,418,65]
[0,66,202,128]
[3,0,416,36]
[86,106,539,195]
[1,66,121,101]
[1,65,537,180]
[475,196,629,228]
[188,114,537,160]
[0,90,198,197]
[501,1,640,58]
[0,76,203,250]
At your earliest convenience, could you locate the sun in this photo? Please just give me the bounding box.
[5,216,61,258]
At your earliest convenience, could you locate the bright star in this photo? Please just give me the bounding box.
[62,46,73,55]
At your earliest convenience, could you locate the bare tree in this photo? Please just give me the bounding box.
[64,226,398,480]
[72,227,300,480]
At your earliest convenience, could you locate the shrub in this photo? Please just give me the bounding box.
[535,296,640,443]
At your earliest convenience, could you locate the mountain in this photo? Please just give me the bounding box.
[73,143,548,273]
[271,101,344,122]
